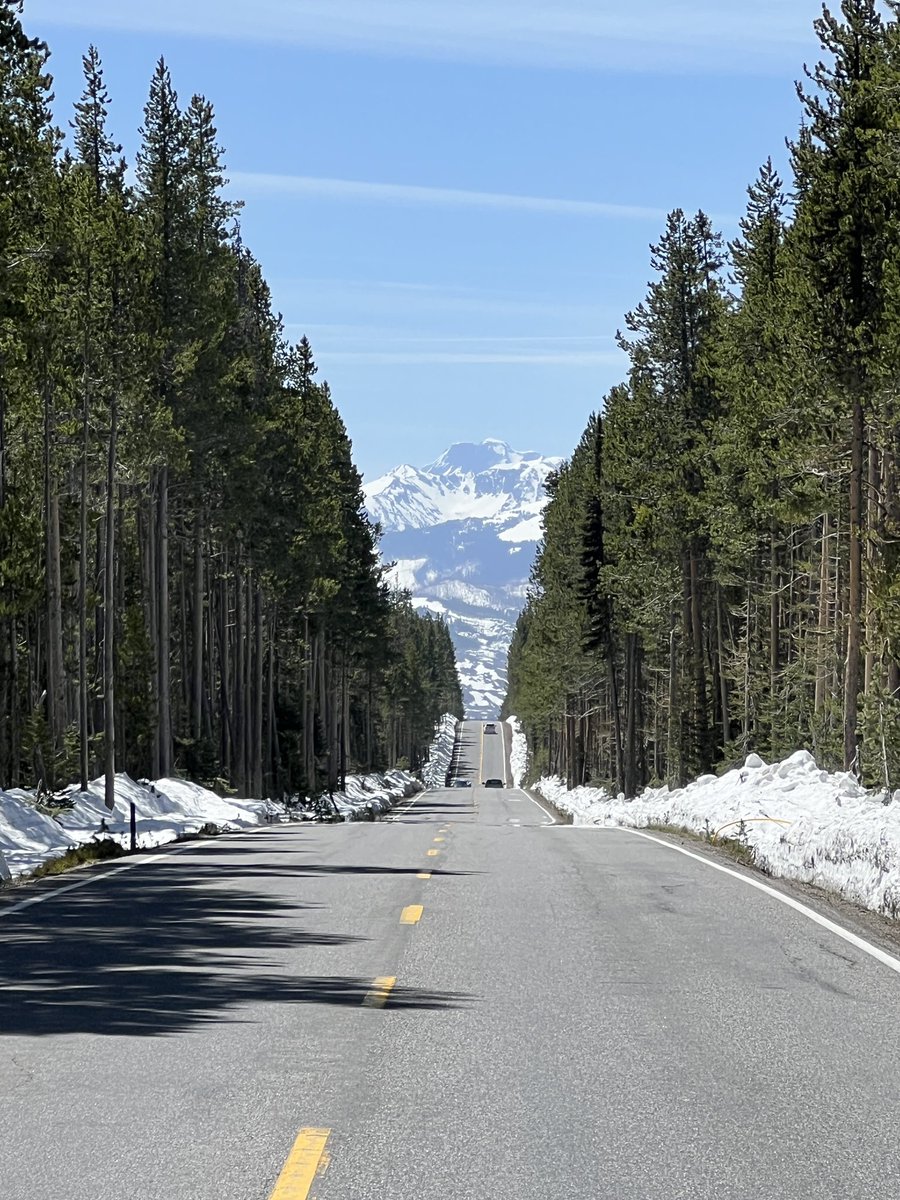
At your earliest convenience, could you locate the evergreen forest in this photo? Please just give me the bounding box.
[505,1,900,795]
[0,2,463,804]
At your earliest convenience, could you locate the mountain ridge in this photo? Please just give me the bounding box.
[365,439,560,717]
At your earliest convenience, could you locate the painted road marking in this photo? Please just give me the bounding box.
[400,904,424,924]
[269,1127,331,1200]
[387,791,426,821]
[426,848,439,857]
[363,976,397,1008]
[417,872,432,880]
[616,829,900,978]
[479,721,485,781]
[518,788,555,826]
[433,836,445,843]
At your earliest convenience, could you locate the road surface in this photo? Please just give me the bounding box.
[1,718,899,1198]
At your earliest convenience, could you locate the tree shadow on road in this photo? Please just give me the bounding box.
[0,855,473,1038]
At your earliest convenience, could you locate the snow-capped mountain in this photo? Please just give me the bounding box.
[365,439,561,717]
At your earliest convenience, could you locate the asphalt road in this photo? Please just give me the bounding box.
[1,719,899,1198]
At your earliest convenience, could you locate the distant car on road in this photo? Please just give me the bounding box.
[484,723,497,733]
[483,778,504,788]
[453,778,473,788]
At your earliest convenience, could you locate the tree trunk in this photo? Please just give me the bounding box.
[716,586,730,751]
[865,436,881,696]
[234,559,245,793]
[666,604,679,784]
[157,465,172,779]
[815,514,831,715]
[104,400,118,810]
[192,514,204,742]
[78,365,90,792]
[844,395,864,772]
[253,585,264,797]
[44,379,66,779]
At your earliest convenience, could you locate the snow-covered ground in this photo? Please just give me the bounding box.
[533,749,900,920]
[507,716,528,788]
[0,768,420,882]
[422,713,459,789]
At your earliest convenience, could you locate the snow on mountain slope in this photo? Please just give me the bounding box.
[365,440,560,718]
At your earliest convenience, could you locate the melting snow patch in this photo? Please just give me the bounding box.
[423,714,459,789]
[507,716,528,789]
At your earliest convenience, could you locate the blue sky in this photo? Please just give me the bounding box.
[27,0,822,479]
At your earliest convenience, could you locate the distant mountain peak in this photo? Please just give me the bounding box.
[366,440,561,536]
[427,438,515,476]
[365,439,560,717]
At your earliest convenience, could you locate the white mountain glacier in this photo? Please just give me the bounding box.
[365,439,561,717]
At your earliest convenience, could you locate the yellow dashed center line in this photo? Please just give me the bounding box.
[433,836,445,843]
[400,904,424,924]
[426,848,439,857]
[417,871,432,880]
[268,1128,331,1200]
[363,976,397,1008]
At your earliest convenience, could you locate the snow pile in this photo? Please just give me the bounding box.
[0,790,81,879]
[506,715,528,788]
[422,713,459,789]
[537,750,900,919]
[0,764,422,880]
[327,770,419,821]
[0,773,286,880]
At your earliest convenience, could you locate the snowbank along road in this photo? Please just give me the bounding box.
[1,719,899,1198]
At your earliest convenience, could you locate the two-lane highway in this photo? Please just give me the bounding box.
[2,720,900,1198]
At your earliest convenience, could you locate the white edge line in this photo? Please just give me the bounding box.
[0,823,304,919]
[618,827,900,978]
[510,787,555,826]
[388,790,426,820]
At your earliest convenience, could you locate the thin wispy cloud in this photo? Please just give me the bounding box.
[276,279,619,324]
[28,0,815,72]
[277,325,622,366]
[229,172,668,222]
[320,351,621,366]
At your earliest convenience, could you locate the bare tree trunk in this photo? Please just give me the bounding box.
[244,569,253,792]
[815,514,831,715]
[716,586,730,750]
[769,521,779,751]
[192,514,204,742]
[865,437,881,696]
[844,396,864,772]
[624,634,639,796]
[78,365,90,792]
[104,400,118,810]
[253,586,264,797]
[44,379,65,779]
[157,466,172,777]
[234,559,245,793]
[340,653,349,791]
[666,604,679,784]
[144,477,160,779]
[302,614,311,792]
[689,548,709,772]
[267,601,279,799]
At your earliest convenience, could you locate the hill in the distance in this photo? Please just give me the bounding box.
[364,439,560,717]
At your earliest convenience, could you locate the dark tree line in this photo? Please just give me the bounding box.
[505,1,900,795]
[0,2,462,802]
